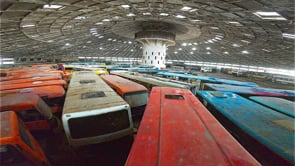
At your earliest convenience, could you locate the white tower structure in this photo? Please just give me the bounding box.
[135,25,175,69]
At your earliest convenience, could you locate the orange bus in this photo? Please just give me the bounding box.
[0,85,65,113]
[0,93,59,132]
[0,80,66,91]
[101,75,148,118]
[0,75,61,85]
[0,111,50,165]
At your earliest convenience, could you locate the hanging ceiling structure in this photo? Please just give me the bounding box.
[0,0,294,69]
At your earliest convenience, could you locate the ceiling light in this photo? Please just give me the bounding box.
[65,43,70,46]
[232,43,240,47]
[188,43,192,46]
[127,13,135,17]
[242,50,249,54]
[102,19,111,22]
[191,19,201,22]
[174,51,178,54]
[86,41,92,43]
[208,40,214,43]
[113,16,120,20]
[241,40,250,44]
[181,6,192,11]
[121,5,130,9]
[21,24,35,28]
[190,52,194,54]
[189,9,198,12]
[98,36,104,38]
[176,14,186,19]
[112,39,117,42]
[95,22,103,25]
[131,49,134,52]
[282,33,295,39]
[108,38,112,41]
[47,40,54,43]
[193,42,198,45]
[143,12,151,15]
[182,43,187,46]
[206,47,211,50]
[160,13,169,16]
[99,47,103,50]
[75,16,87,20]
[206,52,211,54]
[226,21,242,26]
[223,51,229,54]
[192,47,196,51]
[178,48,182,50]
[253,11,287,20]
[43,4,63,9]
[31,35,39,38]
[128,41,132,44]
[210,27,219,30]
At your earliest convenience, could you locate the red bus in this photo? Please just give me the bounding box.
[126,87,260,166]
[0,79,66,91]
[101,75,148,118]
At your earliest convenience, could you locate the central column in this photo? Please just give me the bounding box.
[135,24,175,69]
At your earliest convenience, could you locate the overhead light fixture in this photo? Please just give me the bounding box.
[176,14,186,19]
[192,47,197,51]
[128,41,132,44]
[31,35,39,38]
[65,43,71,46]
[210,27,219,30]
[253,11,287,20]
[75,16,87,20]
[193,42,198,45]
[181,6,192,11]
[226,21,242,26]
[131,49,134,52]
[242,50,249,54]
[178,48,182,50]
[208,40,214,43]
[282,33,295,39]
[98,36,104,39]
[191,19,201,22]
[121,5,130,9]
[43,4,63,9]
[262,49,271,52]
[113,16,120,20]
[127,13,135,17]
[160,13,169,16]
[189,9,198,12]
[21,24,35,28]
[143,12,151,15]
[241,40,250,44]
[206,52,211,54]
[174,51,178,54]
[86,41,92,43]
[99,47,103,50]
[102,19,111,22]
[190,52,194,54]
[206,47,211,50]
[108,38,112,41]
[95,22,103,25]
[232,43,240,47]
[223,51,229,54]
[182,43,187,46]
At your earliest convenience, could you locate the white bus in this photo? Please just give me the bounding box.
[62,71,133,147]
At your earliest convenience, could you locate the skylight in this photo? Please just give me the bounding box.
[160,13,169,16]
[253,11,287,20]
[242,50,249,54]
[75,16,87,20]
[143,12,151,15]
[181,6,192,11]
[121,5,130,9]
[21,24,35,28]
[127,13,135,17]
[43,4,63,9]
[175,14,186,18]
[282,33,295,39]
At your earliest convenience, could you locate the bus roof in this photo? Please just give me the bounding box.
[101,75,147,94]
[0,111,18,138]
[0,80,66,91]
[197,91,294,162]
[63,72,128,114]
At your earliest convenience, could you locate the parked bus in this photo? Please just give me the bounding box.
[249,96,295,118]
[0,85,65,113]
[202,83,295,101]
[0,75,61,85]
[0,111,50,165]
[197,91,294,166]
[101,75,148,118]
[126,87,260,166]
[62,71,133,147]
[0,79,66,91]
[0,93,59,132]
